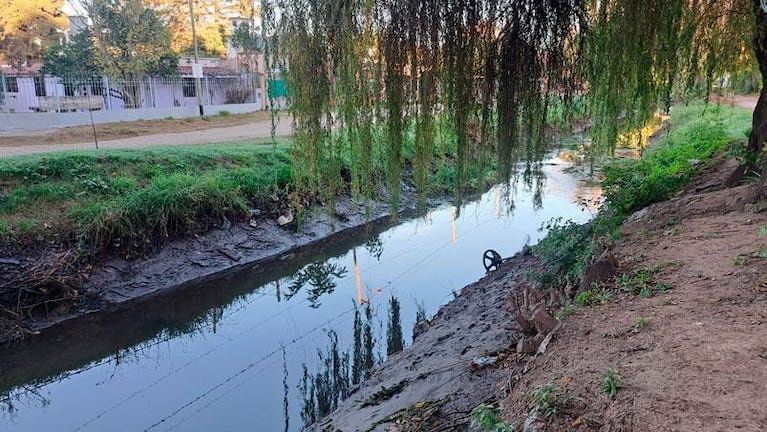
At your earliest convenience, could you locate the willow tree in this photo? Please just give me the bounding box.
[269,0,761,207]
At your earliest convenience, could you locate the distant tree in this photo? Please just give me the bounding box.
[146,0,233,57]
[81,0,177,108]
[41,31,100,79]
[0,0,68,68]
[230,21,263,54]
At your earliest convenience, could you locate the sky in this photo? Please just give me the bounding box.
[63,1,85,18]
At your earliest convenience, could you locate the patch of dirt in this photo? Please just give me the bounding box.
[499,159,767,431]
[0,111,292,157]
[710,93,758,111]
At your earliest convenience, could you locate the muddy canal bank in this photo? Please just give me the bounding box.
[310,253,536,432]
[0,195,415,344]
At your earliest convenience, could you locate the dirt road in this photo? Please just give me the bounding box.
[0,114,292,157]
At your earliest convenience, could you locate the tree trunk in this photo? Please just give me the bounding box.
[750,2,767,194]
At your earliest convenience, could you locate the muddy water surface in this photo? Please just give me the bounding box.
[0,156,599,432]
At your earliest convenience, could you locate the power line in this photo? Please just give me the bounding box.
[142,307,355,431]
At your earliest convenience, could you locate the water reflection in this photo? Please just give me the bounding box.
[282,262,349,308]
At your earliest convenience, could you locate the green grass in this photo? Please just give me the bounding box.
[600,103,751,226]
[0,141,293,251]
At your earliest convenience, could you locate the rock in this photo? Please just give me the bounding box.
[412,320,431,340]
[220,216,231,230]
[531,306,558,335]
[218,247,242,262]
[514,311,537,336]
[578,250,618,293]
[249,209,262,217]
[523,411,545,432]
[626,207,649,224]
[277,212,294,226]
[516,334,544,354]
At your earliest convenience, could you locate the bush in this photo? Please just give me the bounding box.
[532,218,593,288]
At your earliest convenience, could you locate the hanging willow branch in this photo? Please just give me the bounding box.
[271,0,754,208]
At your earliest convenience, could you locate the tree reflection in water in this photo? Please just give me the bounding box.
[283,262,349,308]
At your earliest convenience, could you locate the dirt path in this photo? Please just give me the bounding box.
[0,113,292,157]
[711,93,758,111]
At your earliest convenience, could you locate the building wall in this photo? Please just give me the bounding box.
[2,75,264,113]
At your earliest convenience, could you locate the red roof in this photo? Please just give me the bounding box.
[0,63,43,75]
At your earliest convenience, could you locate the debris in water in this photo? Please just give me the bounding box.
[471,356,499,369]
[277,212,294,226]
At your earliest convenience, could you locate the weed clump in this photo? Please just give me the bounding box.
[528,383,572,417]
[601,368,624,398]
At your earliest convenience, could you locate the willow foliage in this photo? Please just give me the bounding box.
[270,0,755,206]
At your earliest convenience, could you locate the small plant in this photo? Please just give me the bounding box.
[632,317,650,330]
[470,403,517,432]
[528,383,571,417]
[532,218,593,289]
[575,284,610,306]
[758,224,767,239]
[81,175,110,192]
[575,290,593,306]
[733,256,748,266]
[618,268,670,298]
[555,303,577,319]
[654,281,671,293]
[217,110,232,117]
[602,368,623,398]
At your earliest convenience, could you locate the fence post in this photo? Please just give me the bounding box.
[148,76,155,108]
[205,76,210,105]
[0,74,7,113]
[54,77,61,113]
[104,76,112,111]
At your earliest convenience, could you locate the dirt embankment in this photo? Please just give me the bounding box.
[310,158,767,432]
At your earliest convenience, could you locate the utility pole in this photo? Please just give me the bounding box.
[188,0,204,116]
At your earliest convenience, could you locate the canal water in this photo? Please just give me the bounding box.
[0,155,599,432]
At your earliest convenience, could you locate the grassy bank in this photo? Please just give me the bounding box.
[0,142,293,253]
[533,102,752,288]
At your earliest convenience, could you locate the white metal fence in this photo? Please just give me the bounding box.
[0,74,264,114]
